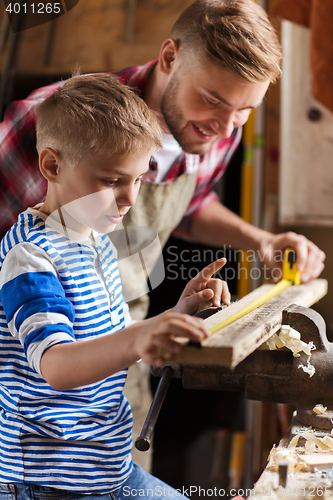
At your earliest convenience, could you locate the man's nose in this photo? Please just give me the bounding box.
[210,111,235,139]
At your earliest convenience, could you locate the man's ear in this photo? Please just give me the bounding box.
[39,148,61,182]
[159,38,180,75]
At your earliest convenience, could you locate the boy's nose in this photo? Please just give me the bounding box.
[118,186,137,208]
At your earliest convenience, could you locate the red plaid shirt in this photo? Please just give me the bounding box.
[0,61,242,239]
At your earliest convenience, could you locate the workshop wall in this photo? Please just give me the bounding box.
[264,11,333,340]
[0,0,193,76]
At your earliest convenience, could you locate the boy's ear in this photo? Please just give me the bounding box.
[39,148,61,182]
[159,38,180,75]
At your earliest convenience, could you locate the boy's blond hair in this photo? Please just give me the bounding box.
[36,74,162,165]
[170,0,282,83]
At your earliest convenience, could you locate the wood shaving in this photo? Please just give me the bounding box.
[320,435,333,448]
[288,434,301,448]
[298,359,316,377]
[300,430,333,450]
[313,404,328,414]
[267,446,301,472]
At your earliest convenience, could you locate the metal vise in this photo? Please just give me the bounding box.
[135,304,333,451]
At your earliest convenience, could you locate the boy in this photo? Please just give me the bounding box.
[0,74,230,497]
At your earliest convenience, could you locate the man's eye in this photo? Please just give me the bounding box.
[204,97,219,106]
[135,177,143,184]
[105,180,117,186]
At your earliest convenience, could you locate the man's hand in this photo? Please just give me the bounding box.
[259,232,326,282]
[190,201,326,283]
[173,258,231,315]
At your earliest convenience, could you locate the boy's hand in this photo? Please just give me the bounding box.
[135,312,208,366]
[173,258,230,315]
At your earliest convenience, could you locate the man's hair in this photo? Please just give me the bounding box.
[170,0,282,83]
[36,74,162,165]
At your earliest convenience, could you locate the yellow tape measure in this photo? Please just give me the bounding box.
[208,248,301,336]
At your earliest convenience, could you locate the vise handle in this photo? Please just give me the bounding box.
[134,307,222,451]
[135,365,174,451]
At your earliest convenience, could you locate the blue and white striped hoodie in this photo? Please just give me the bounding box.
[0,207,133,493]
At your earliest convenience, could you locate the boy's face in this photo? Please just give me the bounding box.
[55,151,151,236]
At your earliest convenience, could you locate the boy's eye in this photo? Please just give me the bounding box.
[104,179,117,186]
[135,177,143,184]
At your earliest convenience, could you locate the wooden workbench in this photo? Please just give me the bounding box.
[251,415,333,500]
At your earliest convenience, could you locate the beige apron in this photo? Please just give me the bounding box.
[113,169,198,471]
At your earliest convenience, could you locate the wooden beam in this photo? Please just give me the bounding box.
[176,279,328,369]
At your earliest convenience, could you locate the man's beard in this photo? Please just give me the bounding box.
[160,76,215,156]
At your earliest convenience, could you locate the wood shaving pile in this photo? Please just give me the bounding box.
[267,428,333,474]
[266,325,316,376]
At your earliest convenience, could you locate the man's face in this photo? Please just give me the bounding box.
[160,58,270,155]
[54,150,151,236]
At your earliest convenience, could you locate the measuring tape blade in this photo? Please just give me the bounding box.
[207,248,301,337]
[208,279,292,335]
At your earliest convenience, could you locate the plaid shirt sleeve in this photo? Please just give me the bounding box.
[0,82,64,239]
[172,126,243,240]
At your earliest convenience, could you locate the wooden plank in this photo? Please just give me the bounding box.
[175,279,328,369]
[298,454,333,471]
[280,22,333,226]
